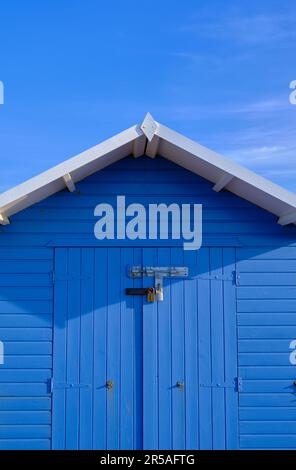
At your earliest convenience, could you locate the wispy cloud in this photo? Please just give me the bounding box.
[156,96,292,123]
[233,145,286,157]
[215,125,296,190]
[170,51,253,65]
[227,98,291,116]
[180,12,296,47]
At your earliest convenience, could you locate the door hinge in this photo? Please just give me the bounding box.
[199,377,242,392]
[237,376,243,392]
[48,378,91,393]
[197,271,236,284]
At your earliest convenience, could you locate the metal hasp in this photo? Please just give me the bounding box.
[128,266,189,302]
[125,287,156,302]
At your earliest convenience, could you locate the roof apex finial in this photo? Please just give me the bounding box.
[140,112,158,141]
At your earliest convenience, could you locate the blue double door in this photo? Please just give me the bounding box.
[52,247,238,450]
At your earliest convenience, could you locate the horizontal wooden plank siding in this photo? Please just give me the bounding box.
[237,247,296,449]
[0,156,295,449]
[0,157,295,247]
[0,247,53,448]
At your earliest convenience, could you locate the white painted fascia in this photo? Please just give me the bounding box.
[1,113,296,227]
[0,124,143,217]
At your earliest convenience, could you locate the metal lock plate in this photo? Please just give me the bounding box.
[127,266,189,302]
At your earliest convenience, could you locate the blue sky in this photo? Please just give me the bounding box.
[0,0,295,192]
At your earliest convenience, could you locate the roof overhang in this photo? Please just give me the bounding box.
[1,112,296,226]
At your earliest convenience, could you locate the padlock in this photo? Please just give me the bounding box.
[147,287,155,302]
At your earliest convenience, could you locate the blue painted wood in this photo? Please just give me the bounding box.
[0,439,50,450]
[0,425,51,439]
[0,247,51,259]
[0,260,52,273]
[52,248,68,450]
[183,250,198,450]
[241,435,296,449]
[48,237,241,248]
[238,313,296,326]
[157,248,172,450]
[239,338,294,352]
[239,353,290,366]
[242,380,293,393]
[237,273,296,286]
[240,408,296,419]
[0,384,49,396]
[1,232,295,247]
[7,220,289,235]
[0,300,52,314]
[223,248,239,449]
[79,248,94,449]
[239,326,296,339]
[237,240,296,447]
[0,156,296,449]
[3,342,51,355]
[142,248,158,450]
[210,248,226,450]
[237,247,296,260]
[18,205,275,222]
[240,394,296,407]
[132,247,143,450]
[197,248,212,449]
[238,259,296,272]
[0,315,51,328]
[238,300,296,312]
[0,328,52,341]
[106,248,121,450]
[0,411,50,424]
[240,366,296,379]
[65,248,81,450]
[120,248,134,450]
[237,287,296,299]
[93,248,107,450]
[0,273,52,286]
[170,248,186,450]
[241,420,296,434]
[0,287,52,301]
[53,247,143,449]
[0,370,51,382]
[0,398,51,411]
[0,356,51,369]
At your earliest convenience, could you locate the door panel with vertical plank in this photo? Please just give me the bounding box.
[52,247,238,449]
[53,247,142,450]
[143,247,238,450]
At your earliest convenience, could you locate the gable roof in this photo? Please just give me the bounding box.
[0,112,296,226]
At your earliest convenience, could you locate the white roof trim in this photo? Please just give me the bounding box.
[278,210,296,226]
[63,173,76,192]
[140,112,158,142]
[213,173,234,192]
[0,213,10,225]
[146,135,160,159]
[1,112,296,227]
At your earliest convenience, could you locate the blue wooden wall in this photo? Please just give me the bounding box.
[0,155,296,450]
